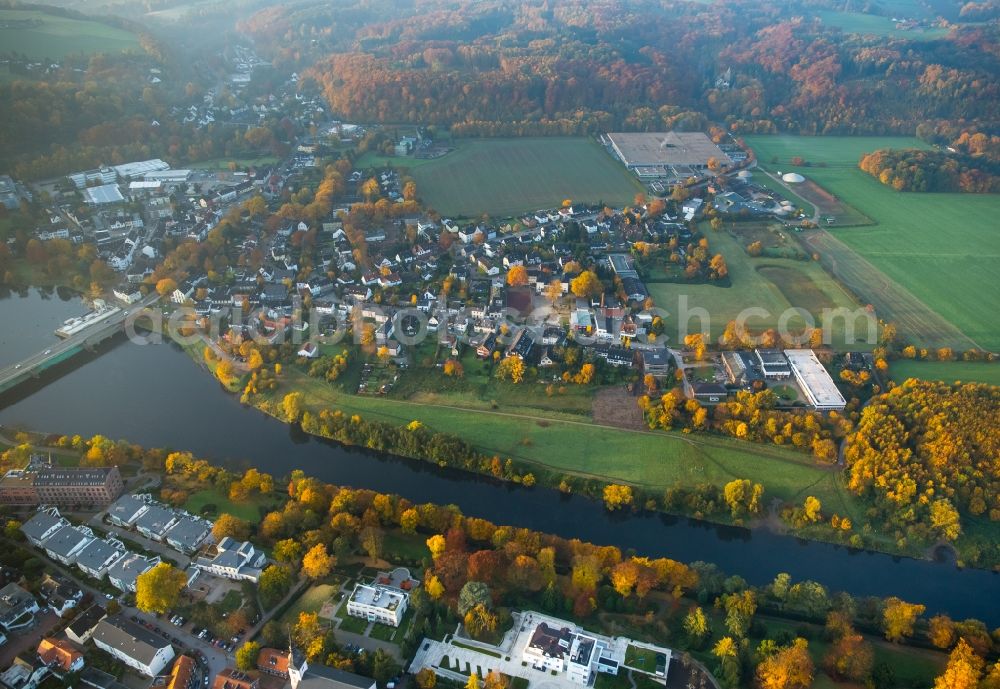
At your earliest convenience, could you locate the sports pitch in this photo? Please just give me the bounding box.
[746,135,1000,351]
[0,10,140,60]
[404,137,643,217]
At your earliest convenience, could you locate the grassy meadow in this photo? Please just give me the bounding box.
[889,359,1000,386]
[0,10,140,60]
[391,138,643,217]
[813,9,949,38]
[746,135,1000,351]
[647,227,868,347]
[258,367,853,517]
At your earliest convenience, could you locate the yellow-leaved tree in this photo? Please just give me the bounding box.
[135,563,186,614]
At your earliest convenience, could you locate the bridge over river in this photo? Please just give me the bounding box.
[0,293,159,394]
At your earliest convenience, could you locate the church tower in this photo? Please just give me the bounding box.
[288,643,308,689]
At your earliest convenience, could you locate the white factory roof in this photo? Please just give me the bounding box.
[83,184,125,205]
[783,349,846,410]
[112,159,170,179]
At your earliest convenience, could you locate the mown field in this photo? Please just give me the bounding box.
[813,10,948,38]
[746,135,1000,351]
[889,360,1000,386]
[0,10,140,59]
[647,227,868,347]
[400,138,643,217]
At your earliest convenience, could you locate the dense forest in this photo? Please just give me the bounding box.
[232,0,1000,138]
[844,380,1000,550]
[858,148,1000,192]
[3,0,999,177]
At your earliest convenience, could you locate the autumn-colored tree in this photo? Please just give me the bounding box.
[713,636,740,687]
[802,496,822,522]
[302,543,335,579]
[135,563,186,614]
[882,597,925,642]
[933,639,984,689]
[425,575,445,599]
[282,391,304,422]
[464,603,499,639]
[235,641,260,671]
[506,265,528,287]
[361,178,380,201]
[496,356,526,383]
[929,615,957,649]
[415,669,437,689]
[426,534,446,559]
[292,611,327,661]
[443,359,464,377]
[212,513,252,542]
[570,270,602,298]
[273,539,302,564]
[823,632,873,682]
[721,589,757,638]
[684,606,709,642]
[155,278,177,297]
[757,638,814,689]
[603,484,634,511]
[400,508,419,534]
[930,498,962,541]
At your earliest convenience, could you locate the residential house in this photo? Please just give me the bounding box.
[212,668,258,689]
[164,516,212,555]
[165,656,197,689]
[36,638,84,674]
[107,553,159,593]
[42,525,93,566]
[92,616,175,677]
[639,349,672,377]
[133,504,178,542]
[0,656,49,689]
[75,538,127,580]
[107,494,151,528]
[256,648,289,679]
[21,509,66,547]
[194,538,266,583]
[38,572,82,617]
[0,583,40,632]
[65,605,107,645]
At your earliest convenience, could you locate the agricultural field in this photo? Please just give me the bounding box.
[889,360,1000,386]
[647,228,868,347]
[399,138,643,217]
[746,135,1000,351]
[812,10,948,38]
[0,10,140,59]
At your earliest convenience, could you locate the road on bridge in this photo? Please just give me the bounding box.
[0,292,160,392]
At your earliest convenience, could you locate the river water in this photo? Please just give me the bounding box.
[0,291,996,624]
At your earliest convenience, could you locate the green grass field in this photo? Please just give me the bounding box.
[746,135,1000,351]
[0,10,140,60]
[393,138,642,217]
[889,359,1000,386]
[262,369,855,516]
[813,10,948,38]
[280,583,339,624]
[183,487,282,522]
[647,228,867,346]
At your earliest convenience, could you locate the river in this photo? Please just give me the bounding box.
[0,291,996,624]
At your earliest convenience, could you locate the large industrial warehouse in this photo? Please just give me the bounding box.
[784,349,847,411]
[606,132,731,177]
